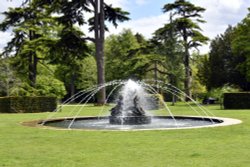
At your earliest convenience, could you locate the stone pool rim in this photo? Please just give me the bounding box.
[21,115,242,131]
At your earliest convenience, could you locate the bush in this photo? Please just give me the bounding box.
[0,96,57,113]
[224,93,250,109]
[206,85,240,104]
[9,76,66,99]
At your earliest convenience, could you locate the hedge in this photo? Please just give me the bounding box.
[0,96,57,113]
[223,93,250,109]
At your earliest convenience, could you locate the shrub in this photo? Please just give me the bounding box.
[9,76,66,99]
[206,85,240,104]
[0,96,57,113]
[223,93,250,109]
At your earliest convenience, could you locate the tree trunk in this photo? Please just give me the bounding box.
[70,72,76,99]
[154,61,159,92]
[28,30,38,87]
[184,41,192,101]
[169,74,176,106]
[28,54,38,87]
[94,0,106,105]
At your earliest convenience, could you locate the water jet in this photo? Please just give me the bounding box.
[24,80,241,131]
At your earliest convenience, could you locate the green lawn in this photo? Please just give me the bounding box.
[0,103,250,167]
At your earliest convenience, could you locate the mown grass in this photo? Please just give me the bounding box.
[0,103,250,167]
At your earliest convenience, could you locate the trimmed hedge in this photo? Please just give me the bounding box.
[223,93,250,109]
[0,96,57,113]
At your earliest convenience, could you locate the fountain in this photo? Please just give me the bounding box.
[109,94,152,125]
[109,79,151,125]
[22,79,242,130]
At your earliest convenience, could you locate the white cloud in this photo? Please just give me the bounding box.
[189,0,249,53]
[104,0,128,8]
[107,14,169,38]
[0,1,22,21]
[135,0,149,5]
[0,31,13,53]
[0,1,22,51]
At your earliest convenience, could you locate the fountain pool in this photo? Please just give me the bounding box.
[23,80,242,131]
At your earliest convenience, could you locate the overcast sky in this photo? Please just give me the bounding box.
[0,0,249,54]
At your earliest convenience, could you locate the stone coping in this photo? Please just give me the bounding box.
[21,116,242,131]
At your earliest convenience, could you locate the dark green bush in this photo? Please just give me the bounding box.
[0,96,57,113]
[223,93,250,109]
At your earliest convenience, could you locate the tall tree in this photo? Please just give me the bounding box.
[232,8,250,90]
[198,25,250,91]
[162,0,209,100]
[0,0,129,103]
[0,0,56,87]
[50,27,91,97]
[89,0,130,104]
[208,27,236,89]
[53,0,129,104]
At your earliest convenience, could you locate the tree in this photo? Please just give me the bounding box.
[105,29,142,81]
[55,55,97,99]
[90,0,130,104]
[49,27,91,97]
[0,0,129,103]
[197,23,250,91]
[208,27,236,89]
[151,13,184,104]
[0,58,21,96]
[0,0,56,87]
[197,54,210,89]
[200,26,249,91]
[232,8,250,90]
[162,0,209,100]
[152,13,184,85]
[51,0,130,104]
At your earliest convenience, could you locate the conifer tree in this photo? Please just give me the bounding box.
[162,0,209,100]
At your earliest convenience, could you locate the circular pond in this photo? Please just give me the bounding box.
[25,116,242,131]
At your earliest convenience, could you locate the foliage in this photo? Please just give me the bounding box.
[36,75,66,99]
[105,29,145,81]
[161,0,209,99]
[232,8,250,85]
[49,27,90,65]
[152,17,184,88]
[2,61,67,99]
[197,54,210,89]
[191,62,206,99]
[208,26,239,89]
[9,75,66,99]
[0,58,21,96]
[55,55,97,94]
[0,1,58,86]
[202,22,250,91]
[206,84,240,103]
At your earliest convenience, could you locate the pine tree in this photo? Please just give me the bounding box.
[162,0,209,100]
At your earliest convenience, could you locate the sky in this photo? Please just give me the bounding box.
[0,0,249,54]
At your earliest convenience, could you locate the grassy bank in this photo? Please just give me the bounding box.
[0,103,250,167]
